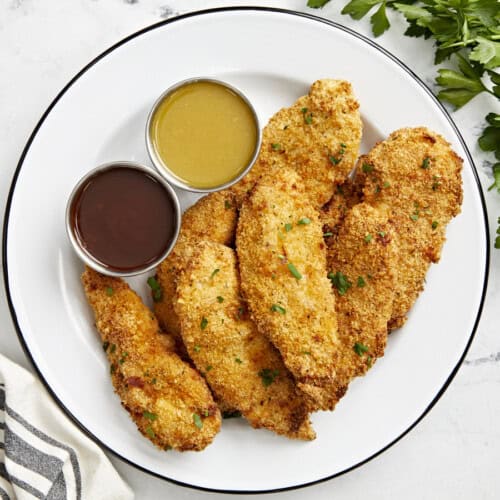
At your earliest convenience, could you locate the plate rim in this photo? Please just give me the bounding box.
[2,6,491,495]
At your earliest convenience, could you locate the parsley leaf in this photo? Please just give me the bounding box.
[328,271,352,295]
[193,413,203,429]
[354,342,369,356]
[436,55,487,108]
[371,2,390,37]
[342,0,381,21]
[271,304,286,314]
[147,276,162,302]
[258,368,280,387]
[470,37,500,70]
[307,0,331,7]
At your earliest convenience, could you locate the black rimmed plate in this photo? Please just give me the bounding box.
[3,7,489,493]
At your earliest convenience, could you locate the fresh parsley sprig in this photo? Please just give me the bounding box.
[307,0,500,248]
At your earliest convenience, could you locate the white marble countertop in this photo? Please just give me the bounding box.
[1,1,499,498]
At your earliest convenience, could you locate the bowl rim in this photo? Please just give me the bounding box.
[145,76,262,193]
[65,160,181,277]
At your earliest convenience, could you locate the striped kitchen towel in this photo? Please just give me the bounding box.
[0,353,133,500]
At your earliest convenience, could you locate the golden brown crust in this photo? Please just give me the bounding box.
[231,79,362,208]
[236,168,339,411]
[175,241,315,440]
[326,203,397,397]
[82,267,221,451]
[320,178,363,241]
[355,127,463,330]
[154,190,238,342]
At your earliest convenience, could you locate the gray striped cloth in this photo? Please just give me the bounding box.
[0,353,133,500]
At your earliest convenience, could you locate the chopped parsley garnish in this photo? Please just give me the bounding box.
[271,304,286,314]
[329,155,341,165]
[210,268,220,279]
[110,363,116,375]
[105,287,114,296]
[200,317,208,330]
[354,342,369,356]
[235,357,243,364]
[383,181,391,188]
[147,277,162,302]
[119,352,128,364]
[145,426,155,438]
[206,365,213,372]
[110,343,116,354]
[378,231,386,238]
[297,217,311,225]
[328,271,352,295]
[301,107,313,124]
[224,199,232,209]
[284,223,293,232]
[364,233,373,243]
[287,262,302,280]
[362,162,373,173]
[421,157,431,169]
[357,276,366,288]
[143,411,158,421]
[102,341,109,352]
[258,368,280,387]
[367,356,373,367]
[193,413,203,429]
[432,220,439,229]
[410,213,419,221]
[271,143,282,151]
[323,231,333,237]
[278,254,286,260]
[216,296,224,303]
[301,350,312,355]
[194,345,201,353]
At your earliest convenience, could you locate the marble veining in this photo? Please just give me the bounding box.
[159,5,178,19]
[464,352,500,366]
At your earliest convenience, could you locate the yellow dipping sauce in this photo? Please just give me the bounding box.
[149,81,259,189]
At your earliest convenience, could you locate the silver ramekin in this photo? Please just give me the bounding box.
[65,160,181,277]
[145,77,261,193]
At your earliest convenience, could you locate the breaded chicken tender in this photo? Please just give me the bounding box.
[356,127,463,329]
[154,190,238,343]
[326,203,397,399]
[175,241,315,440]
[237,169,339,411]
[82,267,221,451]
[231,79,362,208]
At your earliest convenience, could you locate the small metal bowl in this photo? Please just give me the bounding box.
[145,77,261,193]
[65,161,181,277]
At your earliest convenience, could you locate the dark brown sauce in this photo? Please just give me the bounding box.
[71,166,176,272]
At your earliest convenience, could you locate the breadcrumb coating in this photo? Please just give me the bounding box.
[326,203,397,399]
[175,241,315,440]
[82,267,221,451]
[236,168,340,411]
[154,190,238,343]
[231,79,362,208]
[355,127,463,329]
